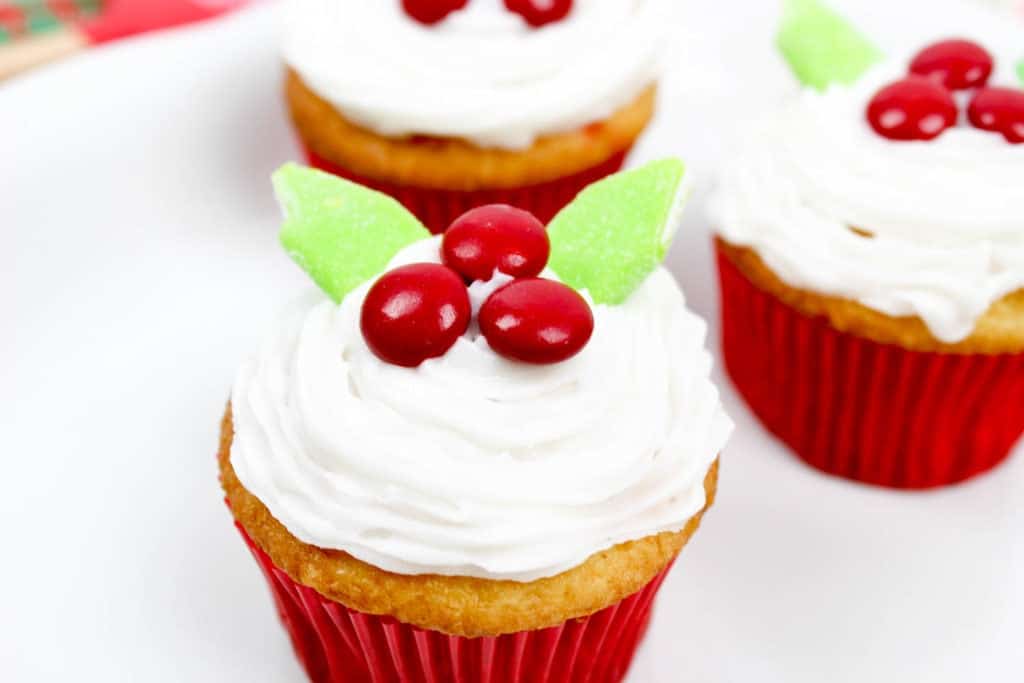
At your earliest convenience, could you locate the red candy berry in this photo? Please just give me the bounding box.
[866,78,958,141]
[402,0,468,25]
[479,278,593,365]
[360,263,471,368]
[442,205,550,283]
[503,0,573,27]
[909,39,993,91]
[968,87,1024,144]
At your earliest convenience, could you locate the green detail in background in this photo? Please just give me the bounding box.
[1017,59,1024,87]
[0,0,102,44]
[547,159,689,306]
[777,0,883,91]
[274,164,430,303]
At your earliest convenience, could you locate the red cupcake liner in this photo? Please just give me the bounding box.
[303,146,629,234]
[716,243,1024,489]
[236,522,672,683]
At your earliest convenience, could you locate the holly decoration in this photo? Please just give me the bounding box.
[866,78,958,141]
[274,159,689,367]
[864,39,1024,144]
[909,39,993,90]
[402,0,573,27]
[504,0,573,28]
[479,278,593,364]
[360,263,471,367]
[776,0,883,92]
[547,158,689,305]
[274,164,429,303]
[969,87,1024,144]
[442,205,550,282]
[401,0,468,25]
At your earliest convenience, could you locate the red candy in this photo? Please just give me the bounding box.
[503,0,573,27]
[909,39,994,91]
[968,87,1024,144]
[866,78,958,141]
[442,204,550,283]
[479,278,593,365]
[360,263,471,368]
[402,0,468,25]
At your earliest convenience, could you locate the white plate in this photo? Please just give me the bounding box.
[2,2,1023,681]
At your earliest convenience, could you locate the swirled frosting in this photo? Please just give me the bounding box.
[711,58,1024,343]
[230,237,731,582]
[282,0,670,149]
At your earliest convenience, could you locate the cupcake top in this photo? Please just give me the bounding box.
[711,1,1024,344]
[282,0,671,149]
[230,161,731,582]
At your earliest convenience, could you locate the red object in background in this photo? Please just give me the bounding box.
[78,0,244,44]
[480,278,594,365]
[866,77,958,141]
[504,0,573,27]
[442,204,550,283]
[909,38,994,90]
[235,520,669,683]
[304,146,629,235]
[401,0,468,25]
[716,243,1024,489]
[968,87,1024,144]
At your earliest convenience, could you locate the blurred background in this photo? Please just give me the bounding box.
[3,1,1024,681]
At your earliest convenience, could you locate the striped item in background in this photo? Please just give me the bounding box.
[0,0,101,43]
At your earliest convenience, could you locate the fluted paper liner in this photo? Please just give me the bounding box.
[717,243,1024,489]
[237,522,672,683]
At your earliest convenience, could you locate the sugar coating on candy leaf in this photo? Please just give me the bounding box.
[273,164,430,303]
[547,159,689,305]
[777,0,883,92]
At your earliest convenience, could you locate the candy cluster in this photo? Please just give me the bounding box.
[401,0,572,27]
[361,205,594,368]
[866,39,1024,143]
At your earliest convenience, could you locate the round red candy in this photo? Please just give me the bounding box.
[360,263,471,368]
[479,278,593,365]
[909,39,993,91]
[442,204,550,282]
[503,0,573,28]
[968,87,1024,144]
[402,0,468,25]
[866,78,958,141]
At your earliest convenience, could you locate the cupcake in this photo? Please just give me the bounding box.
[711,0,1024,489]
[281,0,669,233]
[220,159,731,682]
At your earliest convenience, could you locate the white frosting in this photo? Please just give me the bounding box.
[282,0,670,149]
[230,237,731,582]
[711,59,1024,343]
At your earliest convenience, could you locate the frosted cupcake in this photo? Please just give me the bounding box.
[711,0,1024,489]
[221,160,731,682]
[282,0,669,232]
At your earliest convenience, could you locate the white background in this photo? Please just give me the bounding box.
[3,1,1023,681]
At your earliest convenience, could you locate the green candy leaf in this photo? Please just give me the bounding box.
[777,0,883,91]
[547,159,689,305]
[1017,59,1024,87]
[273,164,430,303]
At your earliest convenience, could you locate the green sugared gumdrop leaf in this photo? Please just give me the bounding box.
[273,164,430,303]
[777,0,883,91]
[547,159,688,305]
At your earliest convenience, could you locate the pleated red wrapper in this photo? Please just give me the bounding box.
[717,243,1024,489]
